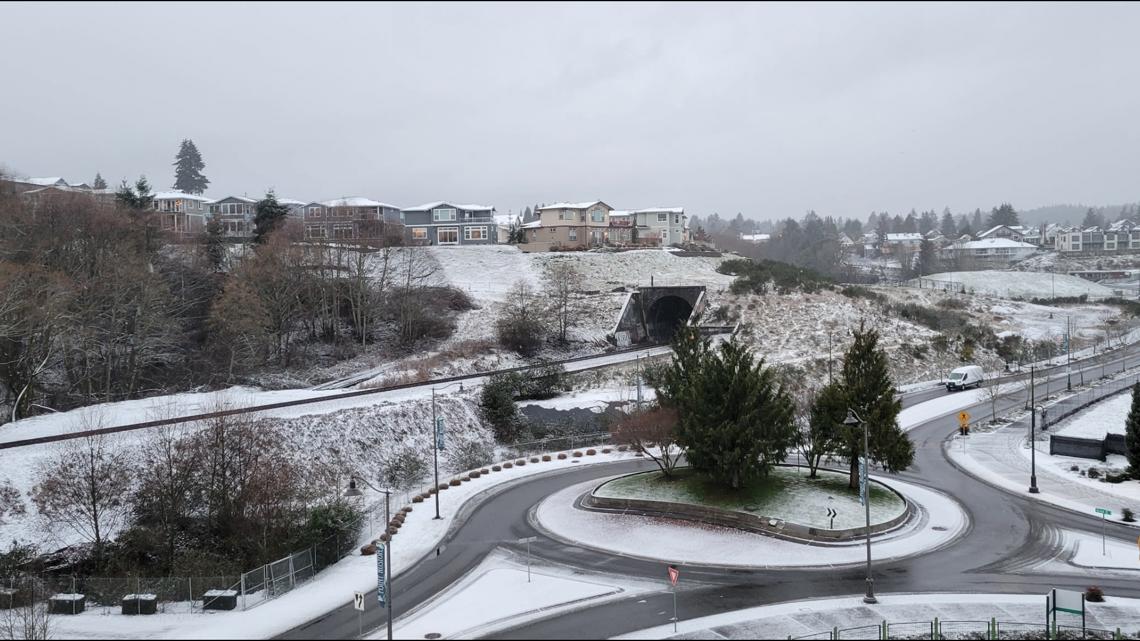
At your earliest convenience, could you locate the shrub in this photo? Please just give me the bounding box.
[438,483,449,491]
[1086,586,1105,602]
[360,543,377,556]
[618,445,629,452]
[1124,508,1136,523]
[383,445,430,491]
[542,454,552,462]
[936,297,967,310]
[401,506,412,513]
[451,439,495,473]
[841,285,887,303]
[1069,465,1080,472]
[1088,467,1101,479]
[572,450,583,457]
[1104,472,1129,484]
[492,465,502,472]
[412,495,424,503]
[480,374,524,442]
[469,471,480,479]
[449,479,461,487]
[480,468,489,474]
[530,456,540,463]
[297,501,363,551]
[586,449,597,456]
[602,448,612,454]
[515,459,526,466]
[460,475,470,482]
[503,461,514,469]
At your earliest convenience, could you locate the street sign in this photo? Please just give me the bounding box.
[376,543,387,605]
[958,411,970,427]
[353,592,364,611]
[1096,507,1112,516]
[435,417,445,451]
[517,536,538,544]
[667,565,679,586]
[826,507,837,529]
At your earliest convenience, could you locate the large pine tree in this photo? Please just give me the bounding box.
[940,209,957,238]
[204,214,226,272]
[657,327,796,489]
[173,139,210,194]
[988,203,1020,228]
[252,190,290,243]
[916,238,939,276]
[92,172,107,190]
[813,322,913,488]
[1126,383,1140,476]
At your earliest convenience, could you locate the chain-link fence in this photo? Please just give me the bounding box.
[792,617,1140,639]
[503,431,613,458]
[0,574,239,614]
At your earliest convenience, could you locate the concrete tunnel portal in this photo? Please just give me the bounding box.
[610,285,707,346]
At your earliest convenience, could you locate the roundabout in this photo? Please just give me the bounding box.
[530,467,968,569]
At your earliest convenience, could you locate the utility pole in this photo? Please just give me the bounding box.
[1029,365,1039,494]
[1067,315,1073,391]
[432,387,441,520]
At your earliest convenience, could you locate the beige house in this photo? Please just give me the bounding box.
[518,201,614,252]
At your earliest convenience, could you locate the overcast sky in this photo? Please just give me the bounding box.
[2,2,1139,220]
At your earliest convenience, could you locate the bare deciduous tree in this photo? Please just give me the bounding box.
[0,584,50,641]
[496,280,547,356]
[542,261,585,344]
[612,405,682,478]
[0,479,24,524]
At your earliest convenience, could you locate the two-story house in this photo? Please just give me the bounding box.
[303,197,401,241]
[519,201,614,252]
[630,207,686,246]
[208,195,257,239]
[402,201,497,246]
[976,225,1026,243]
[152,190,212,237]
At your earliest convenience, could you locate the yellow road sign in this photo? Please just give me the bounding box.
[958,411,971,427]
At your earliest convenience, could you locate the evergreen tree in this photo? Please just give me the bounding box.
[988,203,1020,228]
[115,175,154,210]
[1126,383,1140,476]
[252,190,290,243]
[1082,207,1105,230]
[813,323,913,488]
[919,210,938,234]
[971,208,983,231]
[916,238,939,276]
[92,172,107,190]
[172,139,210,194]
[657,327,796,489]
[204,214,226,272]
[523,206,533,222]
[940,209,957,238]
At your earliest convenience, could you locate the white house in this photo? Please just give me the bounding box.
[941,238,1037,264]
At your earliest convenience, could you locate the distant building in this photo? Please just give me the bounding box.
[402,201,497,246]
[518,201,614,252]
[303,197,402,242]
[152,190,213,237]
[880,232,923,256]
[941,238,1038,265]
[740,233,771,244]
[977,225,1026,243]
[208,196,257,239]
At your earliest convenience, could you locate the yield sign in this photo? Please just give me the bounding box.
[667,564,679,586]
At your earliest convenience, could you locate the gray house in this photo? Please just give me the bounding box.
[402,201,497,246]
[208,195,258,239]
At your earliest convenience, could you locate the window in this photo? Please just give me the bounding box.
[438,227,459,244]
[674,215,680,224]
[333,223,354,239]
[531,231,538,241]
[658,213,668,222]
[550,227,556,235]
[590,209,604,223]
[464,226,487,241]
[308,206,323,218]
[412,227,428,241]
[306,224,326,239]
[433,208,457,222]
[569,228,578,241]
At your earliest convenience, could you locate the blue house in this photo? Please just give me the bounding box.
[402,201,497,246]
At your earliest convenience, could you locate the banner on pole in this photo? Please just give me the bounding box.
[435,417,445,451]
[376,543,386,605]
[859,459,868,506]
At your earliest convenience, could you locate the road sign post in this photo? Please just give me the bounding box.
[353,592,364,638]
[1096,508,1112,555]
[826,507,837,529]
[518,536,538,583]
[667,565,679,633]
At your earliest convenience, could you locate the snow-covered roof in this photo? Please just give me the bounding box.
[740,233,770,242]
[277,198,308,206]
[152,190,213,202]
[538,201,606,210]
[402,201,494,212]
[978,225,1022,238]
[522,220,543,229]
[208,195,258,204]
[953,238,1037,250]
[629,207,684,215]
[22,177,68,187]
[885,233,923,242]
[320,197,396,208]
[609,210,631,217]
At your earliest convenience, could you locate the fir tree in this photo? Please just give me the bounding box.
[1082,208,1105,230]
[115,176,153,210]
[940,209,957,238]
[817,322,913,488]
[172,139,210,194]
[252,190,290,243]
[204,214,226,271]
[916,238,939,276]
[92,172,107,190]
[971,208,983,231]
[988,203,1020,228]
[1126,383,1140,476]
[657,327,796,489]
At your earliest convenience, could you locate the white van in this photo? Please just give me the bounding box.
[946,365,984,391]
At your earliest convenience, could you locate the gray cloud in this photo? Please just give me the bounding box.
[2,1,1139,219]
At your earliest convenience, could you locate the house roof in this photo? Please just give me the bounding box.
[321,197,397,208]
[538,201,609,211]
[629,207,684,215]
[978,225,1021,238]
[402,201,494,212]
[208,195,258,204]
[22,177,69,187]
[522,220,543,229]
[277,198,308,206]
[609,210,631,217]
[152,190,213,202]
[953,238,1037,250]
[885,233,923,241]
[740,233,770,241]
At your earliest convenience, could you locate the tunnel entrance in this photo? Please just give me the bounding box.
[646,295,694,343]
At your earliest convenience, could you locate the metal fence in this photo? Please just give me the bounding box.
[791,617,1140,639]
[504,431,613,458]
[0,574,239,614]
[1039,372,1140,461]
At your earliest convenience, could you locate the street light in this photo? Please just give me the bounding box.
[1028,365,1040,494]
[344,476,393,641]
[431,381,465,520]
[843,408,876,604]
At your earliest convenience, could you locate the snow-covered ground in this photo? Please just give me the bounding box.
[922,270,1118,299]
[615,593,1140,640]
[1052,390,1131,440]
[533,475,966,569]
[1065,529,1140,571]
[44,453,641,640]
[387,549,659,640]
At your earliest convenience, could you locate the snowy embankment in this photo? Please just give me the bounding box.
[532,475,966,569]
[46,453,640,640]
[614,593,1140,640]
[922,270,1117,299]
[1051,391,1131,440]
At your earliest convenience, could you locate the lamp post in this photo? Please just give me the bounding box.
[431,381,465,520]
[1029,365,1039,494]
[843,408,876,604]
[344,477,393,641]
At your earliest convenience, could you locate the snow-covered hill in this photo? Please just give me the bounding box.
[922,270,1117,299]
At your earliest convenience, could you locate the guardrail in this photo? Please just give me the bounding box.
[790,616,1138,639]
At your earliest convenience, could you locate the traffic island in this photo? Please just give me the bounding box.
[586,465,910,543]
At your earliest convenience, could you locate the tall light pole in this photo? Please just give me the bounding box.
[431,381,465,520]
[843,408,876,604]
[345,477,392,641]
[1029,366,1039,494]
[1067,315,1073,391]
